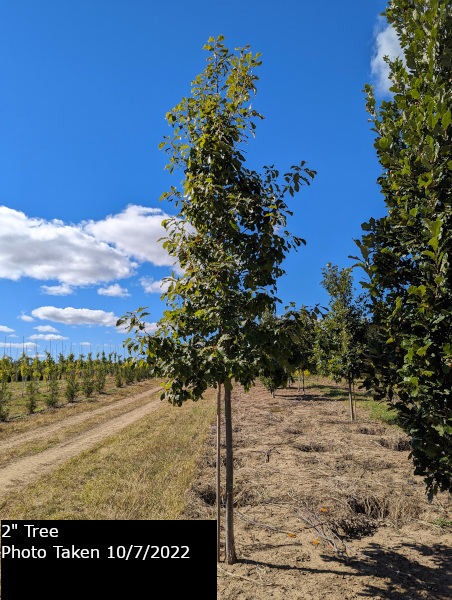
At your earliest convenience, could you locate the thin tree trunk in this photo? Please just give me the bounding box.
[298,369,301,392]
[224,383,237,564]
[302,370,305,396]
[216,383,221,563]
[348,376,355,422]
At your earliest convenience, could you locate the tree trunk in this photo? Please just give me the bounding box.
[216,383,221,563]
[348,376,355,422]
[298,369,301,392]
[224,384,237,564]
[302,370,305,396]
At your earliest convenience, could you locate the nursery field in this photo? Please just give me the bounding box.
[0,376,217,520]
[1,372,451,599]
[182,376,452,600]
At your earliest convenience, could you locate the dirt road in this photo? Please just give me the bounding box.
[0,385,162,497]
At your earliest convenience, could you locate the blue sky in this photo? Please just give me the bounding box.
[0,0,402,359]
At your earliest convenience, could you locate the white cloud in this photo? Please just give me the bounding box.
[41,283,73,296]
[29,334,69,341]
[0,204,186,292]
[34,325,59,333]
[0,342,36,349]
[0,325,14,333]
[97,283,130,298]
[144,322,159,334]
[140,276,171,294]
[31,306,119,327]
[18,314,34,322]
[0,206,137,286]
[84,205,178,267]
[371,18,405,95]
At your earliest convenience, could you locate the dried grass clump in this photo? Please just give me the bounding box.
[347,494,391,519]
[285,427,303,436]
[333,514,378,539]
[342,491,421,529]
[386,494,422,526]
[295,442,328,453]
[378,435,411,451]
[196,483,218,506]
[233,479,266,507]
[356,425,385,436]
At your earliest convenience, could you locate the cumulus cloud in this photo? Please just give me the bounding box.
[97,283,130,298]
[0,206,137,286]
[29,333,69,341]
[0,342,36,349]
[18,314,34,322]
[144,322,159,334]
[34,325,59,333]
[0,325,14,333]
[371,18,405,95]
[0,204,188,294]
[84,205,175,267]
[31,306,119,327]
[140,276,171,294]
[41,283,73,296]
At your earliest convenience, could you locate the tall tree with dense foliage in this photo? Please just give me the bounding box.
[120,36,315,563]
[316,264,370,421]
[352,0,452,497]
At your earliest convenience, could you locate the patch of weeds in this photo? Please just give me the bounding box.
[431,518,452,530]
[358,399,399,426]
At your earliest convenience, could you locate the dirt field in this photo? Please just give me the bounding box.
[183,378,452,600]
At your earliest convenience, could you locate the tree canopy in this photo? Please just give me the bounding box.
[352,0,452,497]
[120,35,316,563]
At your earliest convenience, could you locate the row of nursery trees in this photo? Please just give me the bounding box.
[259,263,370,426]
[0,352,153,418]
[120,0,452,565]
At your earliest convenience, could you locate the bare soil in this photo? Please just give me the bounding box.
[183,379,452,600]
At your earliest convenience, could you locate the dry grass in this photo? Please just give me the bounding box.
[0,387,217,520]
[179,376,452,599]
[0,381,165,467]
[0,376,164,438]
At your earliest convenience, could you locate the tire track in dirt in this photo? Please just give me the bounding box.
[0,389,164,497]
[0,385,162,451]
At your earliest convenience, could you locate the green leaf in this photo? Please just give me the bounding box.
[416,343,432,357]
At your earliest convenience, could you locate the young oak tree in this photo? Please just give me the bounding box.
[316,264,370,421]
[352,0,452,496]
[119,36,315,564]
